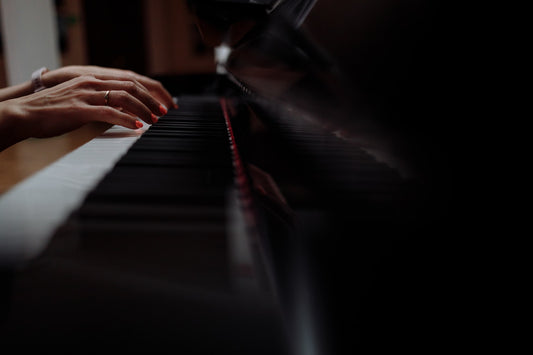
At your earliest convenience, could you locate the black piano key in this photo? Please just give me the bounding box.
[118,152,231,168]
[78,202,227,223]
[70,97,235,294]
[95,166,232,186]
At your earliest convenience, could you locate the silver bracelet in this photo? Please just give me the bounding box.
[31,67,49,92]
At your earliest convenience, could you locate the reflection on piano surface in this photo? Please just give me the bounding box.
[1,1,453,353]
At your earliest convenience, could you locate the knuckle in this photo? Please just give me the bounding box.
[114,90,136,107]
[125,81,138,93]
[117,90,129,100]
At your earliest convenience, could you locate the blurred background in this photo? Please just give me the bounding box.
[0,0,218,194]
[0,0,453,199]
[0,0,215,87]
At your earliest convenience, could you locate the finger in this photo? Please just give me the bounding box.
[44,66,176,109]
[86,106,144,130]
[88,80,163,121]
[131,75,176,109]
[89,72,150,93]
[42,66,146,93]
[90,89,155,125]
[93,68,176,109]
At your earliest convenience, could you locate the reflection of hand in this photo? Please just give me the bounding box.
[41,65,176,110]
[248,164,294,222]
[0,75,163,150]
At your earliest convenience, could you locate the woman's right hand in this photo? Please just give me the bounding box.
[0,75,165,149]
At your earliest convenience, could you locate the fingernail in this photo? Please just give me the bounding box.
[174,104,179,109]
[159,104,168,115]
[135,121,143,129]
[151,113,158,123]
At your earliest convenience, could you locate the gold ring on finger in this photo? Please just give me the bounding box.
[104,90,110,106]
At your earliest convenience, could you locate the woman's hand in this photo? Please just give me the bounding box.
[41,65,176,110]
[0,75,165,150]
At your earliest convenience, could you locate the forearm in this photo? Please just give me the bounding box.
[0,81,34,102]
[0,102,30,151]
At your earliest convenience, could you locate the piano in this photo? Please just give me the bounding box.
[0,0,453,353]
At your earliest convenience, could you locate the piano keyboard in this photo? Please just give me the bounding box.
[1,94,416,355]
[72,96,245,291]
[0,95,290,354]
[0,122,145,265]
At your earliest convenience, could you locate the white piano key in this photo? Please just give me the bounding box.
[0,123,148,266]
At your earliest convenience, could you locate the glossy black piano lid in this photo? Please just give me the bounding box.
[189,0,452,185]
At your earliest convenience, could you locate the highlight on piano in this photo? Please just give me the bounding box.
[1,0,456,353]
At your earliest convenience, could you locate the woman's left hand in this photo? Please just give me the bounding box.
[40,65,176,110]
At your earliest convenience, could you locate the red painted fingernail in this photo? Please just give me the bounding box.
[174,104,179,109]
[151,113,158,123]
[135,121,143,129]
[159,104,168,115]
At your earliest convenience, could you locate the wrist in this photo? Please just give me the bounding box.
[0,102,31,150]
[0,80,34,102]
